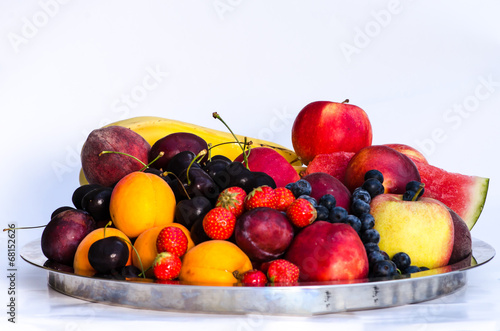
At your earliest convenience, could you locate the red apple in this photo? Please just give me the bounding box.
[302,172,351,212]
[291,100,372,165]
[234,147,300,188]
[285,221,369,282]
[344,145,421,194]
[371,194,454,269]
[384,143,428,164]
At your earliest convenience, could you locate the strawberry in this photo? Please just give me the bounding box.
[216,186,247,218]
[152,252,182,281]
[244,185,278,210]
[274,187,296,212]
[239,269,268,286]
[267,259,299,284]
[156,226,188,257]
[202,207,236,240]
[286,198,317,228]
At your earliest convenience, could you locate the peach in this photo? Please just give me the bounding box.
[81,126,151,187]
[344,145,421,194]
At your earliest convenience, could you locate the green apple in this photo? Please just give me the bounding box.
[371,194,454,269]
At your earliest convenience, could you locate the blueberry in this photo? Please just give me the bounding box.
[318,194,336,210]
[292,179,312,197]
[351,198,370,216]
[352,188,371,204]
[345,214,361,233]
[406,181,424,196]
[364,169,384,183]
[391,252,411,271]
[419,266,430,271]
[403,265,421,274]
[371,260,398,278]
[285,182,296,191]
[380,250,390,260]
[364,242,379,254]
[361,228,380,244]
[359,213,375,232]
[328,206,348,223]
[298,195,317,207]
[362,178,385,198]
[315,205,329,221]
[402,190,417,201]
[368,250,387,266]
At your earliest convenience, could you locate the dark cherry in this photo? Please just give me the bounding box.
[88,236,130,274]
[174,196,213,229]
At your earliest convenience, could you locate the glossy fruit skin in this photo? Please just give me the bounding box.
[274,187,296,212]
[391,252,411,271]
[240,269,268,286]
[153,252,182,281]
[109,171,176,238]
[302,172,352,213]
[81,186,113,223]
[50,206,74,219]
[328,206,348,223]
[286,198,317,228]
[371,260,398,278]
[174,196,213,230]
[285,221,369,282]
[165,151,197,176]
[235,207,294,263]
[88,236,130,274]
[244,186,278,211]
[202,207,237,240]
[156,226,189,256]
[149,132,208,171]
[176,166,220,202]
[267,259,299,284]
[292,101,372,165]
[72,184,102,209]
[41,209,96,265]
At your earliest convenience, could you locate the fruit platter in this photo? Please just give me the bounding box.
[22,100,494,315]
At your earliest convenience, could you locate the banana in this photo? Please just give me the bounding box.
[104,116,302,166]
[79,116,303,186]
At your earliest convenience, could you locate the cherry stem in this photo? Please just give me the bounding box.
[185,149,207,186]
[121,238,146,279]
[412,183,426,202]
[212,112,250,169]
[3,225,46,231]
[342,99,350,104]
[164,171,191,200]
[103,221,112,238]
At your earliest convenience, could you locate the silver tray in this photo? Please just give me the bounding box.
[21,238,495,316]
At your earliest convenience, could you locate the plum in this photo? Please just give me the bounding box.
[235,207,294,263]
[81,126,151,187]
[149,132,208,170]
[41,209,96,266]
[302,172,351,212]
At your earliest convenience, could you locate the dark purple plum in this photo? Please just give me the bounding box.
[148,132,208,170]
[41,209,96,265]
[43,259,74,273]
[235,207,294,263]
[50,206,74,219]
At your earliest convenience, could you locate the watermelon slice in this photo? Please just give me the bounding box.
[414,161,489,230]
[305,152,355,182]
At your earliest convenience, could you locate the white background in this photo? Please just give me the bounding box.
[0,1,499,330]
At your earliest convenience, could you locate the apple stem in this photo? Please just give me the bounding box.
[412,183,426,201]
[212,112,250,169]
[2,225,46,231]
[342,99,349,104]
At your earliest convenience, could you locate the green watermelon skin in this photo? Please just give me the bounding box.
[414,161,489,230]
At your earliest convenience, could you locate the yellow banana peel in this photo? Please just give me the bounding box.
[79,116,302,186]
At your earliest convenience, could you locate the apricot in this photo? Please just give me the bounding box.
[132,224,195,278]
[179,240,253,286]
[73,227,133,277]
[109,171,176,238]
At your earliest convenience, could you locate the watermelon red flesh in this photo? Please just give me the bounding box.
[414,161,489,230]
[305,152,355,182]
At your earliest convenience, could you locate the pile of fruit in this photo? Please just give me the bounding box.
[40,101,489,286]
